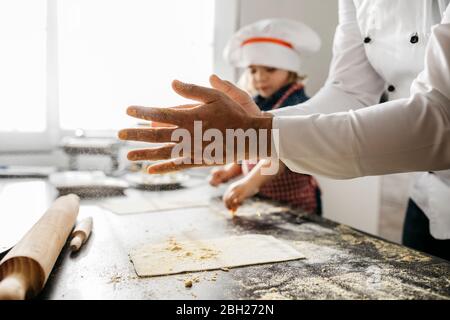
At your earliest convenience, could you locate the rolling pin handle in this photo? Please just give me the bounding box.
[69,217,93,252]
[0,274,27,300]
[70,235,83,252]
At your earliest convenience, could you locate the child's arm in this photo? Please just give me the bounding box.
[223,159,285,210]
[244,159,286,189]
[209,163,242,187]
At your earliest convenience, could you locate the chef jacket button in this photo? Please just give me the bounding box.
[364,36,371,44]
[387,85,395,92]
[410,33,419,44]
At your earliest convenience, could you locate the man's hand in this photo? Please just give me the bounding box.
[118,75,273,174]
[209,74,262,117]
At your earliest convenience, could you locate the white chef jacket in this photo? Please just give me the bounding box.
[270,0,450,239]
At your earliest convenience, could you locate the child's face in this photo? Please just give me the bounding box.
[249,65,291,98]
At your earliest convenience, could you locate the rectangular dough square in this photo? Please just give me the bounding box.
[101,196,209,215]
[210,197,291,218]
[130,234,304,277]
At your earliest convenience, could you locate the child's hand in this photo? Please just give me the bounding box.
[223,179,259,212]
[209,168,230,187]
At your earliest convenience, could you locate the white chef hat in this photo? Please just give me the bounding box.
[224,18,321,73]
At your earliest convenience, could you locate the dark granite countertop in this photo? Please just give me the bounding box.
[1,178,449,299]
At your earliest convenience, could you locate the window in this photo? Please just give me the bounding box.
[0,0,49,151]
[58,0,215,131]
[0,0,47,133]
[0,0,236,151]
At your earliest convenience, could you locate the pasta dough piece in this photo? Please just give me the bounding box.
[130,234,304,277]
[101,196,209,215]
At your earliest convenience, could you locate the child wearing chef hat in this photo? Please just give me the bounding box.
[209,18,322,214]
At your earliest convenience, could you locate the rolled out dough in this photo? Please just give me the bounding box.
[130,234,304,277]
[211,197,290,218]
[101,196,209,215]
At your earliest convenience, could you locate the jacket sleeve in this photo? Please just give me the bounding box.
[270,1,450,179]
[270,0,386,117]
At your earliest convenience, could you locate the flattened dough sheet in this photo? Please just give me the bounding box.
[130,234,304,277]
[210,197,290,218]
[101,196,210,215]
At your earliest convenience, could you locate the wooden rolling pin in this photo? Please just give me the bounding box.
[0,194,79,300]
[70,217,93,252]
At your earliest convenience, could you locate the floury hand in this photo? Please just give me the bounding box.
[118,75,274,174]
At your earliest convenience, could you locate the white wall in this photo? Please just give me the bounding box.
[316,176,381,235]
[238,0,381,235]
[213,0,240,80]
